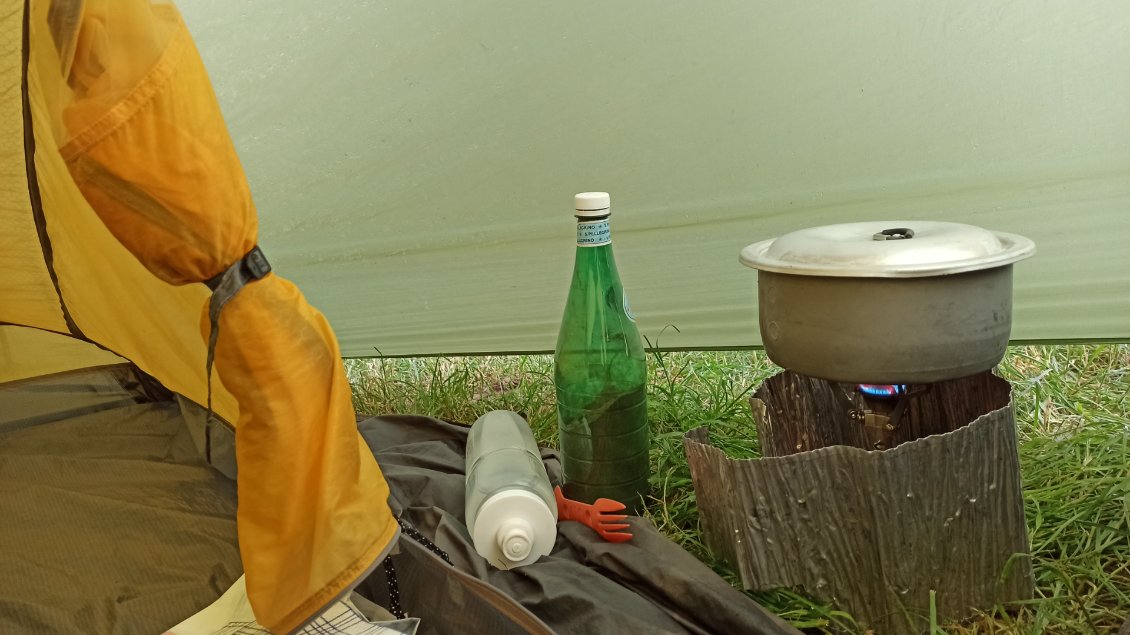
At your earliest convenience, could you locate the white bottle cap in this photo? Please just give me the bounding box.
[471,489,557,570]
[574,192,611,217]
[497,517,534,562]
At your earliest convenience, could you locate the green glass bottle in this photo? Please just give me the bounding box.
[554,192,650,513]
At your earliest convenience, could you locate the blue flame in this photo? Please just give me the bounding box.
[857,384,908,398]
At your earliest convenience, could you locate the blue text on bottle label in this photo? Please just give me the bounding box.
[577,219,611,247]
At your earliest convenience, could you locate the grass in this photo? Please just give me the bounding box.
[346,344,1130,634]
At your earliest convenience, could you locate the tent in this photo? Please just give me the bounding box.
[1,0,1126,632]
[176,0,1129,357]
[5,0,396,632]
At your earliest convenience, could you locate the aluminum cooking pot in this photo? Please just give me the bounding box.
[740,221,1035,384]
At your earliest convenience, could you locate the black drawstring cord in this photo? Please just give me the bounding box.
[384,517,454,619]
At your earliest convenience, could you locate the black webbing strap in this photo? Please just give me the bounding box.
[203,246,272,458]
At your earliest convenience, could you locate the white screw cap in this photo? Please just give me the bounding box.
[497,517,534,562]
[574,192,611,217]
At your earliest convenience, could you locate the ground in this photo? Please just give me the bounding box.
[347,344,1130,634]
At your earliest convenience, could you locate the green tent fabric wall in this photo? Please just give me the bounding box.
[179,0,1130,357]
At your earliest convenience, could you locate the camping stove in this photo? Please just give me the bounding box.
[688,222,1038,632]
[848,383,930,450]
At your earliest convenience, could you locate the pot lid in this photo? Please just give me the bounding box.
[740,221,1035,278]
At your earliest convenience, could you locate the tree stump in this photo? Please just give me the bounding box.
[683,370,1033,634]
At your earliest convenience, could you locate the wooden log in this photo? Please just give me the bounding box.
[684,371,1033,634]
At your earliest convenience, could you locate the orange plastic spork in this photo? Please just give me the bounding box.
[553,485,633,543]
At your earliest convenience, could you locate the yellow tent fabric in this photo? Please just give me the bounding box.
[0,325,123,383]
[0,2,67,335]
[3,1,398,632]
[53,0,258,286]
[205,276,397,630]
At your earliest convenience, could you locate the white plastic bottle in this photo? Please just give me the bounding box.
[465,410,558,570]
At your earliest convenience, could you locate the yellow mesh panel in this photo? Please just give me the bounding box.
[0,325,123,384]
[0,4,67,332]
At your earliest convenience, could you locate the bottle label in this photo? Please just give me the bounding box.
[576,219,611,247]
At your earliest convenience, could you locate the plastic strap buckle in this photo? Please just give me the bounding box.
[204,245,271,291]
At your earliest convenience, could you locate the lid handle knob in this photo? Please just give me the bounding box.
[873,227,915,241]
